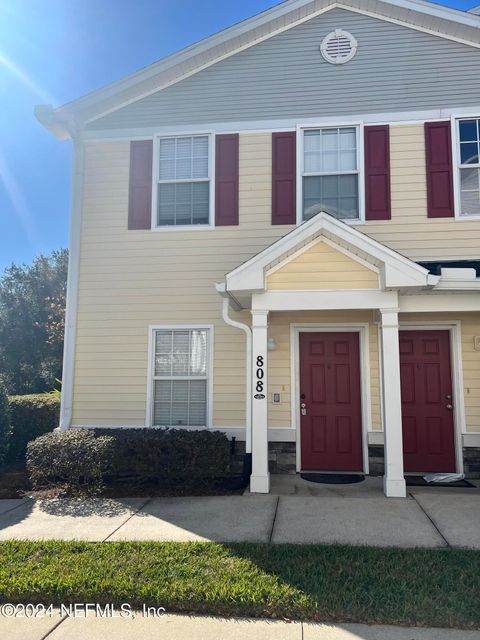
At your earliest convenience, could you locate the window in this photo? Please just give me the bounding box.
[458,119,480,217]
[156,135,211,227]
[302,127,359,221]
[151,328,210,427]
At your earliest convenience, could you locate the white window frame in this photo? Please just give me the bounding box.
[151,132,215,232]
[453,116,480,221]
[296,121,365,226]
[146,324,214,429]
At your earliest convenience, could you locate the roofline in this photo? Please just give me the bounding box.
[36,0,480,138]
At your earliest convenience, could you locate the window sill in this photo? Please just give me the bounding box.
[454,212,480,221]
[151,225,215,232]
[299,217,363,226]
[152,425,208,429]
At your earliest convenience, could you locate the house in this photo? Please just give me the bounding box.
[36,0,480,497]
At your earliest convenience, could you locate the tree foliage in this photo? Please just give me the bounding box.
[0,250,68,394]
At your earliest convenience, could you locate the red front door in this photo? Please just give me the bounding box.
[299,332,363,471]
[400,330,456,473]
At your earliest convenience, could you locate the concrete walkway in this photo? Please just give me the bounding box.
[2,612,480,640]
[0,476,479,547]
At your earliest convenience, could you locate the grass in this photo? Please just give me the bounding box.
[0,541,479,628]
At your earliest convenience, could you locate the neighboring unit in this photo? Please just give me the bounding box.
[37,0,480,496]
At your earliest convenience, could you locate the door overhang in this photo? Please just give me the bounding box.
[220,212,438,308]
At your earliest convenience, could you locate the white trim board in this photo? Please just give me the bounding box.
[398,294,480,313]
[463,433,480,448]
[59,140,84,430]
[290,323,372,474]
[80,108,480,142]
[69,424,297,442]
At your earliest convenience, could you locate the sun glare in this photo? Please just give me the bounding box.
[0,50,56,104]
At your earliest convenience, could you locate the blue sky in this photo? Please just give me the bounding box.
[0,0,476,272]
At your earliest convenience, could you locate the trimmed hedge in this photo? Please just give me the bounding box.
[27,429,114,494]
[95,428,230,487]
[7,394,60,465]
[26,428,230,492]
[0,383,12,466]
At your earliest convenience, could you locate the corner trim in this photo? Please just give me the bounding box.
[59,140,84,429]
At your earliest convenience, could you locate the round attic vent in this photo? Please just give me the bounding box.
[320,29,358,64]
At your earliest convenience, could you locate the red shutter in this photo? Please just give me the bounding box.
[215,134,239,226]
[425,121,454,218]
[128,140,153,229]
[272,131,296,225]
[364,125,391,220]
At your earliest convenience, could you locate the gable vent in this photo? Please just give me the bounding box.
[320,29,357,65]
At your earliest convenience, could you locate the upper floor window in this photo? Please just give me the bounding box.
[156,135,211,227]
[302,127,359,222]
[458,119,480,218]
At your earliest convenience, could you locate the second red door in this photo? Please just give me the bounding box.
[400,330,456,472]
[299,332,363,471]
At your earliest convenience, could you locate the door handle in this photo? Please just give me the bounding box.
[301,402,307,416]
[446,404,453,410]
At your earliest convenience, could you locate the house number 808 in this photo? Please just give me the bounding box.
[256,356,264,393]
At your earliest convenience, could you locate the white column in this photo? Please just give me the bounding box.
[379,308,406,498]
[250,309,270,493]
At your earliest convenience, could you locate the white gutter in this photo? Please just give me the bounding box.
[59,139,84,429]
[434,280,480,291]
[217,288,252,454]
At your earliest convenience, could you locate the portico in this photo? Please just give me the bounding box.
[218,212,449,498]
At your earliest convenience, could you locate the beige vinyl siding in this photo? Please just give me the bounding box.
[73,131,480,435]
[266,241,379,290]
[354,124,480,260]
[73,134,284,427]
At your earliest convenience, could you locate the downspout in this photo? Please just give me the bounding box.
[220,296,252,457]
[59,138,84,429]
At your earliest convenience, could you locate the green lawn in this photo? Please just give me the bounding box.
[0,541,479,628]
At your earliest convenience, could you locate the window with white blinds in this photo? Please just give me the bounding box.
[156,135,210,227]
[302,127,360,221]
[458,119,480,218]
[152,328,209,427]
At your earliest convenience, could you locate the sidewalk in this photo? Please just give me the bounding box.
[0,476,479,547]
[2,612,480,640]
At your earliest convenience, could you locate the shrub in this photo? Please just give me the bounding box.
[0,382,12,466]
[27,429,114,495]
[94,428,230,487]
[7,394,60,465]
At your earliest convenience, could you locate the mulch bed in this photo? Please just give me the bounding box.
[0,470,244,499]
